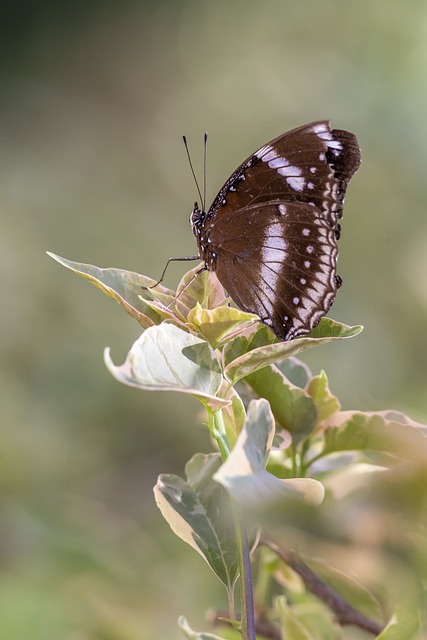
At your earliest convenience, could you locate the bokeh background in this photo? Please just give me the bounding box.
[2,1,427,638]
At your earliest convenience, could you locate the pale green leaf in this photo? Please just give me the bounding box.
[321,411,427,462]
[154,453,239,590]
[276,357,313,388]
[221,389,246,449]
[140,297,193,331]
[176,265,226,310]
[215,399,324,508]
[47,252,173,328]
[306,370,340,424]
[377,596,424,639]
[188,304,259,348]
[275,596,316,640]
[322,462,387,499]
[223,325,276,366]
[305,557,384,623]
[224,321,363,384]
[178,616,228,640]
[246,365,317,444]
[104,323,229,410]
[280,602,339,640]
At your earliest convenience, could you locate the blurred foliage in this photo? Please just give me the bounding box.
[1,0,427,637]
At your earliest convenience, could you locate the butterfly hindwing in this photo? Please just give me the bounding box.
[209,201,339,340]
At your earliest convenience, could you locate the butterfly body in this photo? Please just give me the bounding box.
[191,121,361,341]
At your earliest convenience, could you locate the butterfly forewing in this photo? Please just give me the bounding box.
[191,120,361,341]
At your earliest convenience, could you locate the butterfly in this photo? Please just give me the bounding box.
[186,121,361,341]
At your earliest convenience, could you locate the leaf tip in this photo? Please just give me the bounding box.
[103,346,113,370]
[46,252,70,270]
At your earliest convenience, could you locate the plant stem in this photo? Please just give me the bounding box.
[212,409,256,640]
[232,502,256,640]
[290,446,298,477]
[212,409,231,460]
[299,440,310,476]
[260,535,384,636]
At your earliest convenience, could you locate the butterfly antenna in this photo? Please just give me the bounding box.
[203,132,208,211]
[182,135,203,207]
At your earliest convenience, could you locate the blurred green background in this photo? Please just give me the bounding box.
[2,1,427,638]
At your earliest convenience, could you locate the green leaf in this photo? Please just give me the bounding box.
[223,321,363,384]
[321,462,387,499]
[275,597,316,640]
[277,601,339,640]
[188,304,259,348]
[47,252,175,328]
[142,296,189,327]
[214,399,324,508]
[276,357,313,388]
[178,616,228,640]
[306,370,340,424]
[223,325,276,367]
[321,411,427,462]
[176,265,226,311]
[221,389,246,449]
[154,453,239,591]
[376,595,425,639]
[105,323,229,410]
[246,365,318,445]
[305,557,383,623]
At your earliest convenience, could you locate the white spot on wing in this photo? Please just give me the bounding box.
[255,143,309,192]
[264,149,278,162]
[327,139,343,151]
[269,157,287,169]
[277,164,300,178]
[312,123,328,134]
[317,129,332,141]
[286,176,306,191]
[260,223,287,315]
[255,144,272,159]
[276,164,306,191]
[316,128,343,153]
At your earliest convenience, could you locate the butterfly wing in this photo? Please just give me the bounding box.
[206,120,360,227]
[193,120,361,340]
[208,200,339,341]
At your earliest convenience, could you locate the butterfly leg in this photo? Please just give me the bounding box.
[166,265,208,309]
[143,255,200,289]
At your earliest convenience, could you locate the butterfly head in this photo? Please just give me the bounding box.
[190,201,217,268]
[190,202,206,236]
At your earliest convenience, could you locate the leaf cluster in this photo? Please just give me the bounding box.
[49,253,427,640]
